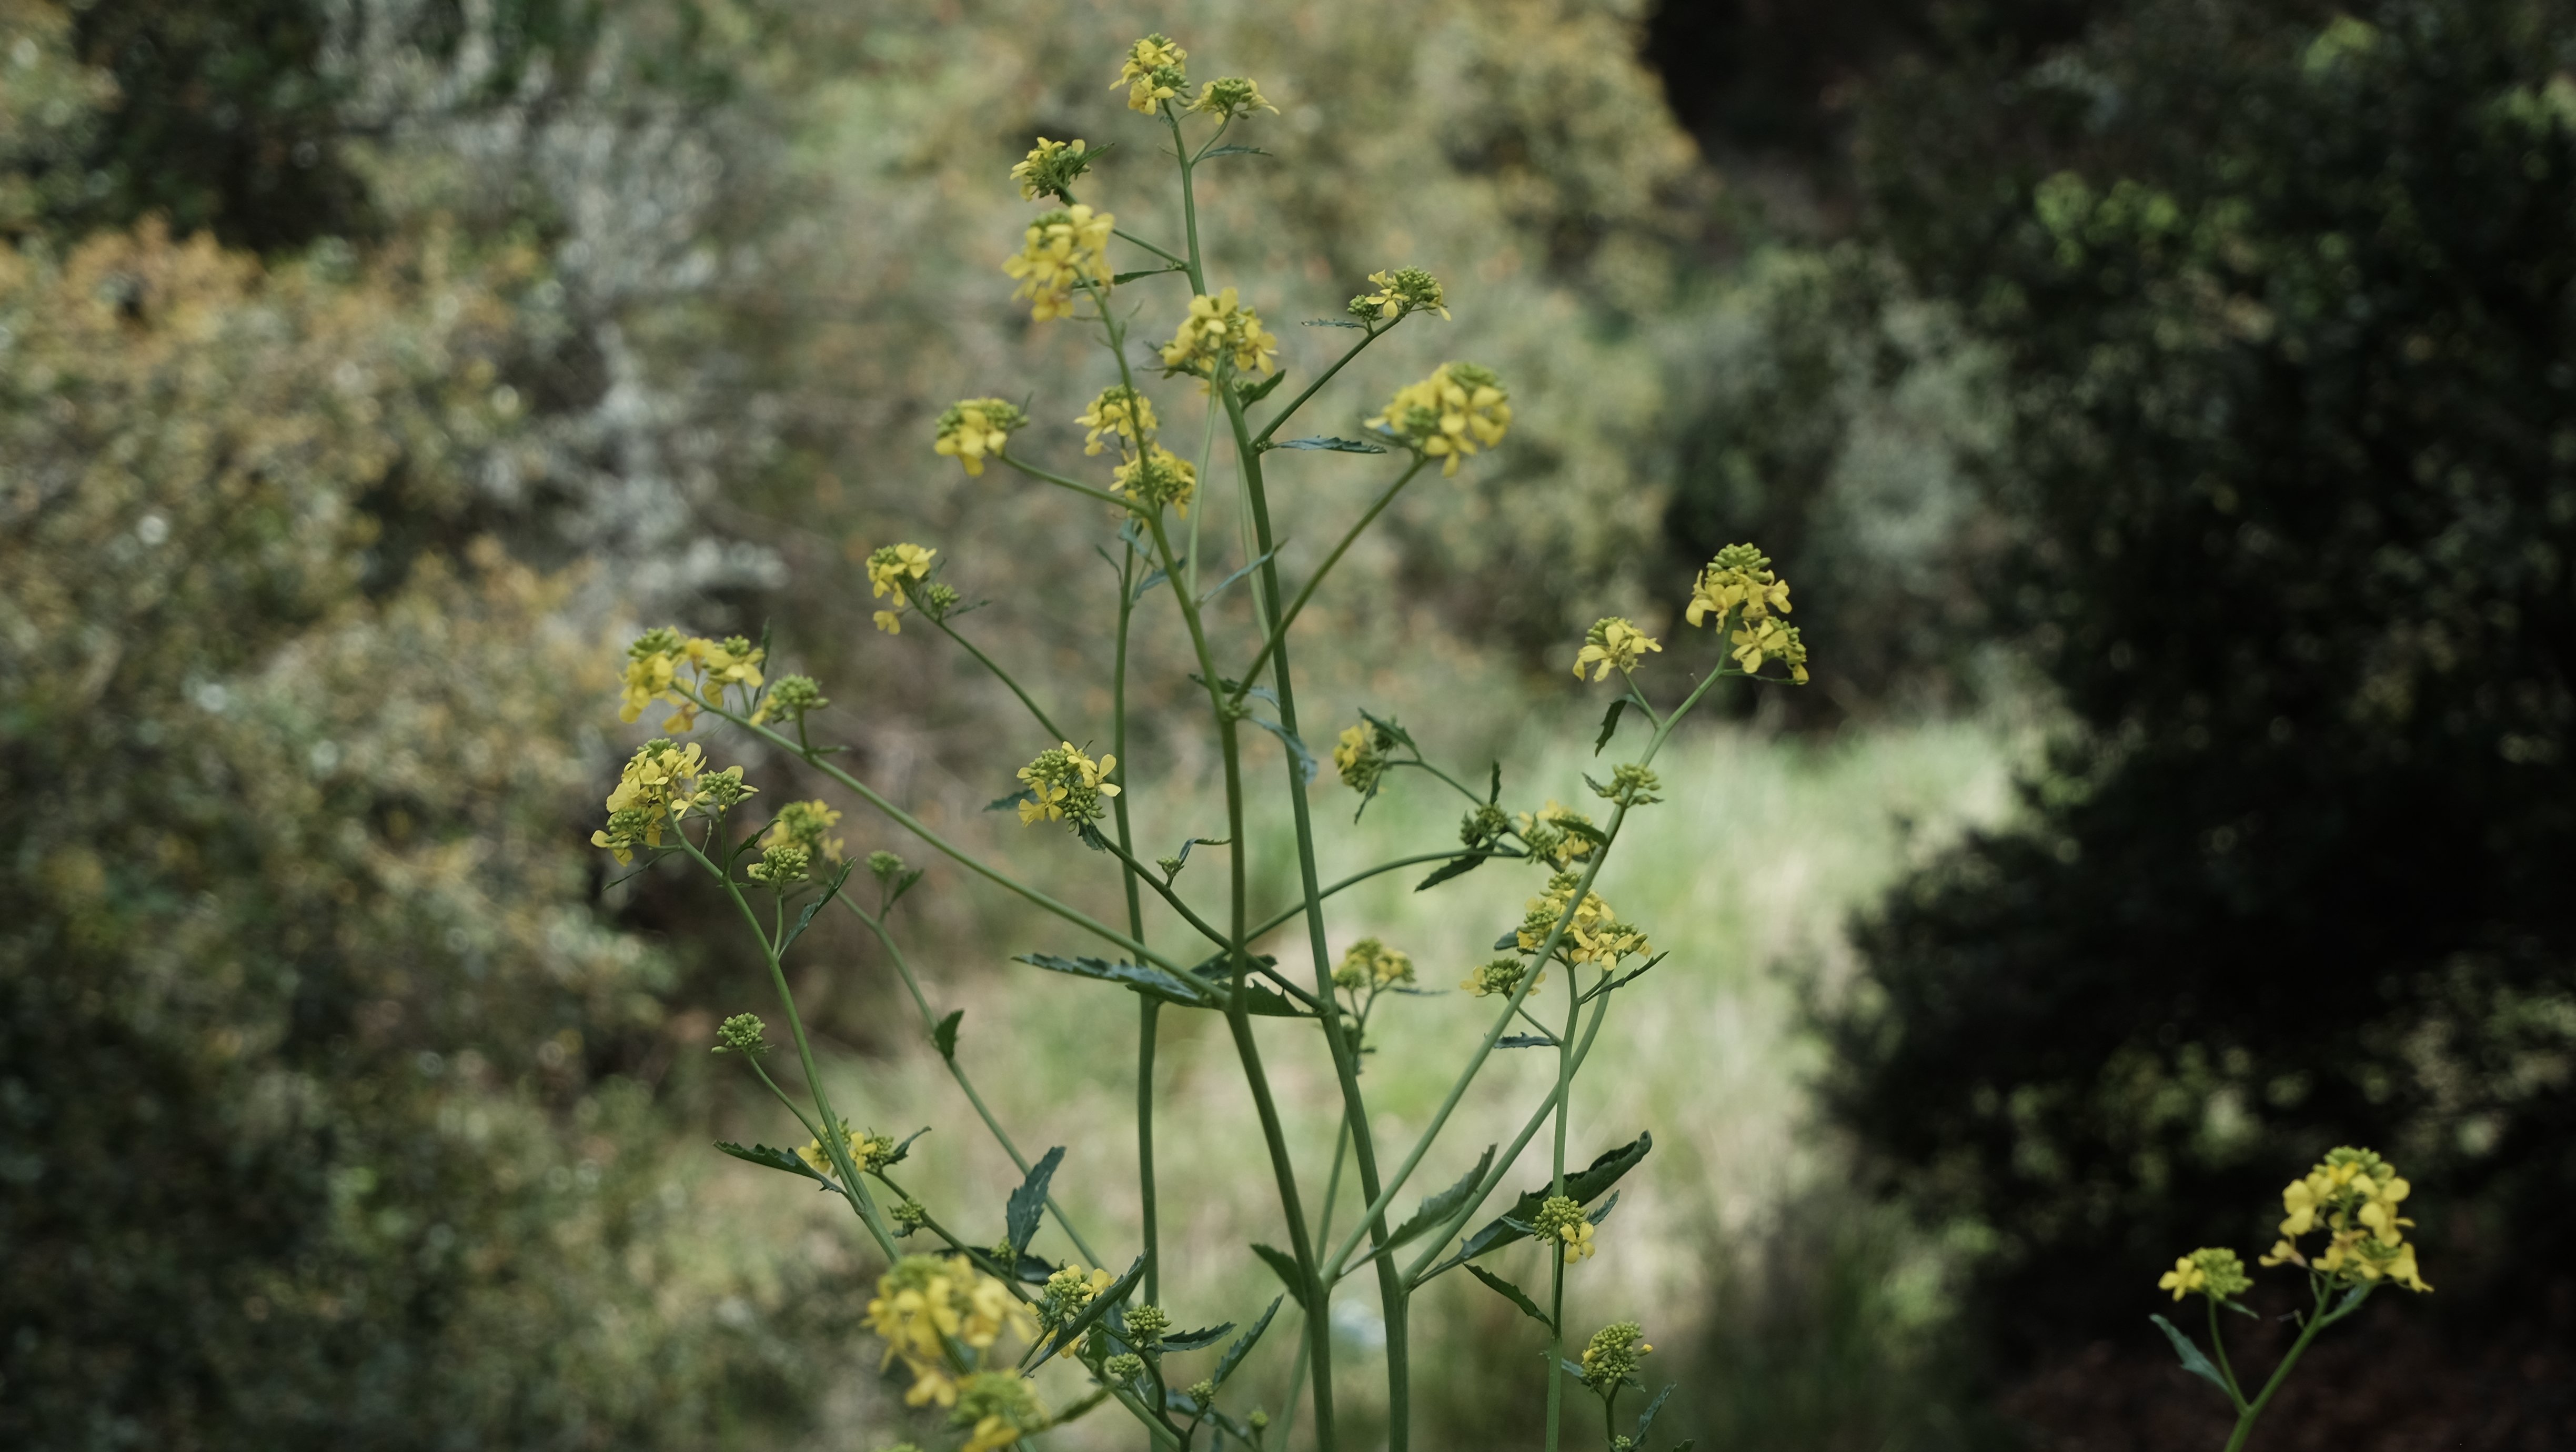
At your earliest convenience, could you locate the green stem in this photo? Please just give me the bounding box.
[2207,1296,2247,1409]
[932,616,1066,742]
[1112,539,1159,1306]
[1245,850,1516,941]
[1001,453,1149,513]
[1543,962,1583,1452]
[1233,457,1428,696]
[1250,321,1400,448]
[1221,383,1410,1451]
[2223,1283,2371,1452]
[1544,1243,1567,1452]
[836,892,1101,1265]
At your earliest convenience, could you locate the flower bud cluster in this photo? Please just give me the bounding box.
[764,799,847,863]
[1349,267,1450,323]
[1189,76,1277,119]
[752,673,828,726]
[1004,206,1115,322]
[1011,136,1098,203]
[1688,543,1808,683]
[1332,937,1416,992]
[1531,1194,1599,1263]
[1016,741,1123,829]
[1036,1264,1118,1345]
[1459,956,1541,999]
[796,1120,899,1179]
[1334,720,1397,795]
[1573,617,1661,682]
[747,842,810,885]
[712,1012,769,1056]
[1367,361,1511,477]
[1515,800,1597,869]
[2157,1246,2252,1302]
[1577,1320,1651,1388]
[1112,445,1198,518]
[1593,763,1662,808]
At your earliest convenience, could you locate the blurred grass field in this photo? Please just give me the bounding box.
[696,705,2021,1448]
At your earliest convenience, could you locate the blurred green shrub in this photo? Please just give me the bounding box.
[0,15,861,1444]
[1828,0,2576,1370]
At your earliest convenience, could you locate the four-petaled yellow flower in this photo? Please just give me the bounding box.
[869,543,938,634]
[1016,742,1122,829]
[1531,1194,1599,1264]
[1160,287,1279,381]
[2259,1147,2431,1293]
[617,627,766,732]
[934,399,1028,477]
[1010,136,1092,202]
[2157,1247,2252,1302]
[1004,205,1114,322]
[1687,543,1792,630]
[1729,613,1810,683]
[1076,385,1158,456]
[865,1256,1038,1411]
[1350,267,1449,322]
[1333,937,1417,992]
[1113,34,1188,113]
[1573,617,1662,681]
[762,799,846,863]
[1111,444,1198,517]
[592,738,748,863]
[1366,362,1512,476]
[952,1372,1049,1452]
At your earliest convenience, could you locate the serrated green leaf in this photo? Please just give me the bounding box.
[2149,1313,2236,1399]
[1464,1263,1552,1330]
[1006,1145,1064,1255]
[1158,1322,1235,1351]
[1250,1243,1309,1309]
[1302,317,1367,328]
[988,787,1036,813]
[1211,1296,1282,1388]
[1426,1133,1653,1277]
[884,1126,931,1167]
[1201,144,1272,158]
[715,1140,836,1189]
[1235,370,1287,403]
[1384,1147,1495,1251]
[1636,1383,1676,1442]
[1415,852,1488,892]
[1112,265,1186,284]
[1273,436,1386,453]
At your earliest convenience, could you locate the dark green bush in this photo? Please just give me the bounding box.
[1827,0,2576,1365]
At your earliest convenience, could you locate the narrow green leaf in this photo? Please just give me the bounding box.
[1636,1383,1676,1442]
[1158,1322,1235,1351]
[1414,852,1488,892]
[883,1126,931,1167]
[2148,1313,2236,1399]
[1196,547,1281,605]
[1112,265,1186,284]
[1464,1263,1551,1331]
[1250,1244,1310,1309]
[1210,1296,1282,1388]
[1273,436,1386,453]
[1006,1146,1065,1255]
[1024,1256,1145,1373]
[714,1141,837,1191]
[1488,761,1502,804]
[1356,709,1418,752]
[777,859,859,955]
[1017,952,1214,1007]
[1496,1033,1555,1048]
[1234,370,1288,404]
[1384,1147,1495,1251]
[1432,1133,1654,1275]
[932,1009,963,1060]
[1201,143,1272,158]
[987,787,1037,813]
[1302,317,1367,329]
[1594,697,1630,755]
[1244,714,1320,784]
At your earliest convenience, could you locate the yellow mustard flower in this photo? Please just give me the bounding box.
[952,1372,1048,1452]
[1188,76,1277,120]
[2259,1146,2432,1293]
[1531,1194,1598,1263]
[934,399,1028,476]
[1111,443,1198,517]
[1113,34,1188,113]
[1003,205,1114,322]
[1729,614,1810,683]
[762,799,846,863]
[1159,287,1279,380]
[1516,800,1598,869]
[1016,742,1122,829]
[1686,543,1792,630]
[869,543,937,608]
[1333,937,1417,992]
[1573,617,1662,682]
[2158,1247,2251,1302]
[1349,267,1449,322]
[863,1254,1032,1408]
[618,627,688,727]
[1010,136,1094,202]
[593,739,739,862]
[1075,384,1158,456]
[1366,361,1511,476]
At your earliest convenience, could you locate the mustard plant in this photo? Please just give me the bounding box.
[591,33,1811,1451]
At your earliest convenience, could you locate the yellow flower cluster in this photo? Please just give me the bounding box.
[1034,1263,1118,1349]
[934,399,1028,477]
[794,1120,898,1179]
[1188,76,1276,120]
[1332,937,1417,992]
[1531,1194,1599,1264]
[1334,721,1393,795]
[619,628,767,732]
[591,739,750,863]
[952,1372,1049,1452]
[762,799,845,863]
[1003,205,1114,322]
[1573,617,1662,682]
[1159,287,1279,380]
[1075,385,1158,457]
[1010,136,1094,203]
[2158,1246,2253,1302]
[869,543,937,633]
[1688,543,1809,683]
[1516,870,1650,965]
[865,1254,1038,1409]
[1366,361,1511,476]
[1113,34,1188,113]
[1516,800,1597,869]
[1460,956,1542,998]
[1577,1321,1651,1388]
[1015,742,1122,829]
[1349,266,1449,322]
[2259,1146,2431,1292]
[1111,444,1198,517]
